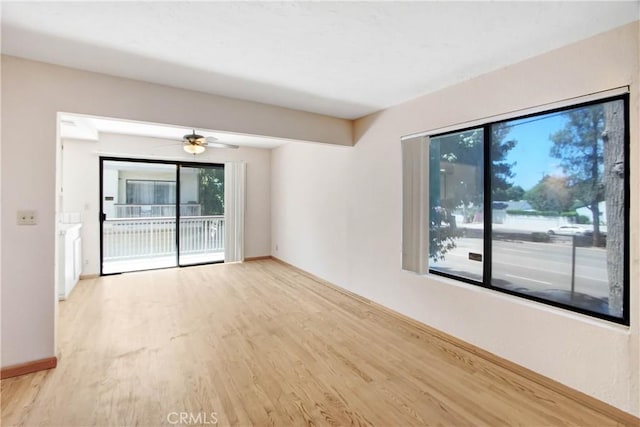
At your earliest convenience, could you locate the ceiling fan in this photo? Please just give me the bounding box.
[180,130,239,154]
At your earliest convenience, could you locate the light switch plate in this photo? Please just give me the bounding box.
[17,210,37,225]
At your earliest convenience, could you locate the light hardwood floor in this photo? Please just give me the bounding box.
[1,259,635,426]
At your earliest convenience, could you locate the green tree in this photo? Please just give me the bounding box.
[489,124,517,201]
[435,123,517,207]
[524,175,573,212]
[429,124,516,261]
[505,185,525,201]
[198,167,224,215]
[550,105,604,246]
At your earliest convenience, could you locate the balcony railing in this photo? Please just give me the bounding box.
[114,204,201,218]
[103,215,224,261]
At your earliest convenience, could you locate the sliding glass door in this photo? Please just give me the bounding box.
[100,158,224,275]
[179,165,225,266]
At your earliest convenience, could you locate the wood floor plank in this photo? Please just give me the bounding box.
[1,259,635,426]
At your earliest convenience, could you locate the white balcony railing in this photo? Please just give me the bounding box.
[103,215,224,261]
[114,204,202,218]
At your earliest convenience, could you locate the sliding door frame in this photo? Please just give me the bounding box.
[99,156,225,276]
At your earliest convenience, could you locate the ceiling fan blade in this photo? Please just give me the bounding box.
[204,141,240,149]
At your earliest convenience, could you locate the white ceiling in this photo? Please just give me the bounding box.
[3,2,639,119]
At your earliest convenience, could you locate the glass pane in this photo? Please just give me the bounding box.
[490,99,626,319]
[429,128,484,282]
[178,165,225,266]
[102,160,177,274]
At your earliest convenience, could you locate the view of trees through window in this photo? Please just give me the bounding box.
[429,96,628,323]
[198,167,225,215]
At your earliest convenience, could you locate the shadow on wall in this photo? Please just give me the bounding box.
[352,110,384,145]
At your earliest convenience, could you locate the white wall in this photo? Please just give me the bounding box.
[1,55,350,368]
[62,133,272,276]
[271,142,351,287]
[272,22,640,415]
[102,169,118,218]
[178,170,199,204]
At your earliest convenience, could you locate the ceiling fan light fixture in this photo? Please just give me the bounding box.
[183,144,206,155]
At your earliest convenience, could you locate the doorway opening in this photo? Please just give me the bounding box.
[100,157,225,275]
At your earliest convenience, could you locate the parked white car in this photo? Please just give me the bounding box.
[547,225,591,236]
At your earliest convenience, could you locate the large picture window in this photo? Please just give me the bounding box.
[424,94,629,324]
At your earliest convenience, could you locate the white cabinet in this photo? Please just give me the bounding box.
[58,223,82,300]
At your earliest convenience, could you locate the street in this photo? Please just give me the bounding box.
[431,237,608,298]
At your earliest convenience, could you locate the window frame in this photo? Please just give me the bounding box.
[426,93,630,325]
